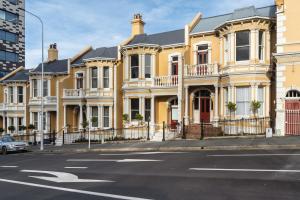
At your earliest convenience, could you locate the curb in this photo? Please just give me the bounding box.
[31,144,300,153]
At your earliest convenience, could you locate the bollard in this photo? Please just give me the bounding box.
[62,130,65,145]
[33,132,37,146]
[147,120,150,141]
[182,120,186,139]
[200,120,204,140]
[162,121,166,141]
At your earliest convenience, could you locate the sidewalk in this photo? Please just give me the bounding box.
[31,136,300,153]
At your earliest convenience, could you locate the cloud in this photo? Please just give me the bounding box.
[25,0,274,68]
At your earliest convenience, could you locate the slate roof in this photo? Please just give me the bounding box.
[128,29,185,46]
[32,59,68,74]
[191,5,276,34]
[72,46,118,66]
[3,69,30,83]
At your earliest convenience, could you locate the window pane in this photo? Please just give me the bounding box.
[0,10,5,20]
[0,51,5,60]
[6,51,18,62]
[103,67,109,88]
[198,44,208,51]
[236,46,250,61]
[144,99,151,121]
[91,68,98,88]
[6,12,18,23]
[131,67,139,79]
[103,106,109,128]
[0,30,5,40]
[6,32,17,43]
[236,31,250,46]
[131,55,139,67]
[131,99,139,119]
[18,86,23,103]
[91,106,98,127]
[145,54,151,78]
[43,80,48,97]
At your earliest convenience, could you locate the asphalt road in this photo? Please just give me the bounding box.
[0,149,299,200]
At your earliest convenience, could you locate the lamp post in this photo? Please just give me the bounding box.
[22,9,44,151]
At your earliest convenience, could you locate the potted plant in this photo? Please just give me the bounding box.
[227,102,237,120]
[135,113,143,126]
[122,114,129,127]
[19,125,27,134]
[251,100,261,118]
[0,128,4,136]
[28,124,35,133]
[8,126,15,134]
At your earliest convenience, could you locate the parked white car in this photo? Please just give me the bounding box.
[0,135,28,155]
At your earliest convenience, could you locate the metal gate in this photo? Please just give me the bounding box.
[285,100,300,135]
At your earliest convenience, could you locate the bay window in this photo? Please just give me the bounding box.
[257,87,264,116]
[32,79,38,97]
[130,54,139,79]
[236,31,250,61]
[33,112,38,130]
[131,98,139,120]
[17,86,23,103]
[145,54,151,78]
[91,67,98,88]
[236,87,251,116]
[103,67,109,88]
[43,80,48,97]
[8,86,13,103]
[258,31,264,60]
[103,106,110,128]
[91,106,98,127]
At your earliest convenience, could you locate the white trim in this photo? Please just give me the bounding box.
[193,41,212,65]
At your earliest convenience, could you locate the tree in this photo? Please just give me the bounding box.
[251,100,261,118]
[8,126,15,133]
[227,102,237,120]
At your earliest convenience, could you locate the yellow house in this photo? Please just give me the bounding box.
[274,0,300,136]
[2,1,300,140]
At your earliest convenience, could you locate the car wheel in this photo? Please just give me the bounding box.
[2,147,7,155]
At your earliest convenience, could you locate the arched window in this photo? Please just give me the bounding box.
[286,90,300,98]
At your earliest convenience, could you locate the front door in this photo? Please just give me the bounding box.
[285,100,300,135]
[200,97,210,123]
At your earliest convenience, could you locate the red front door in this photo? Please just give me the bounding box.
[200,98,210,123]
[285,100,300,135]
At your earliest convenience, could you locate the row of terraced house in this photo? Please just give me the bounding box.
[0,0,299,141]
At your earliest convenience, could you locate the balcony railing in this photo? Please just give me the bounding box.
[153,75,178,87]
[0,103,25,111]
[185,64,218,77]
[63,89,85,98]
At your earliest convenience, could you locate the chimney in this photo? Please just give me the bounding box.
[48,43,58,62]
[131,14,145,36]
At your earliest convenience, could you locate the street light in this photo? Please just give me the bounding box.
[22,9,45,151]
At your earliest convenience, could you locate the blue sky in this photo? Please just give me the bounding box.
[25,0,274,68]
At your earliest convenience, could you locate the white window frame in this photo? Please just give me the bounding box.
[235,30,250,63]
[8,86,14,104]
[193,42,212,65]
[91,106,98,128]
[258,30,265,62]
[103,66,110,89]
[17,86,23,104]
[236,87,251,117]
[257,87,264,116]
[91,67,98,89]
[103,106,110,128]
[144,54,152,79]
[130,54,139,80]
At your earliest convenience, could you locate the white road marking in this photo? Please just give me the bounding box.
[207,153,300,157]
[0,166,18,168]
[0,178,152,200]
[64,167,88,169]
[67,159,162,163]
[100,152,186,156]
[189,168,300,173]
[21,170,113,183]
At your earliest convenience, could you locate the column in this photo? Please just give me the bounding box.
[63,105,67,132]
[177,54,183,122]
[229,32,235,63]
[140,97,144,119]
[265,30,271,62]
[113,64,117,129]
[150,96,155,134]
[214,84,219,124]
[98,67,102,89]
[2,115,5,131]
[220,86,224,117]
[139,54,142,79]
[184,86,189,124]
[109,105,113,128]
[98,105,102,129]
[250,29,258,62]
[79,104,83,129]
[124,55,129,80]
[265,84,270,117]
[220,37,223,65]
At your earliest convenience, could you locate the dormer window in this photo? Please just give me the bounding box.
[197,44,208,64]
[130,54,139,79]
[236,30,250,61]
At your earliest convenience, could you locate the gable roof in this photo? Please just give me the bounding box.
[191,5,276,34]
[128,29,185,46]
[72,46,118,66]
[32,59,68,74]
[3,69,30,83]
